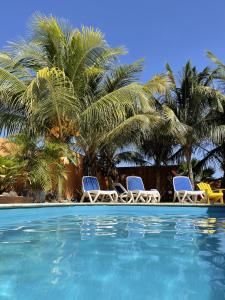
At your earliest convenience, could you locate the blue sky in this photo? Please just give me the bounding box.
[0,0,225,82]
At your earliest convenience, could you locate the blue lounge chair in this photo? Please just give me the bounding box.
[126,176,160,203]
[173,176,205,203]
[114,183,132,203]
[81,176,118,203]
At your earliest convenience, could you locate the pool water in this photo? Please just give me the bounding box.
[0,206,225,300]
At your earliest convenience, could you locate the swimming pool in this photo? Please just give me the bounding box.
[0,205,225,300]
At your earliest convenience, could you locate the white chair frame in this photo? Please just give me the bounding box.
[173,176,205,203]
[126,176,161,203]
[81,176,118,203]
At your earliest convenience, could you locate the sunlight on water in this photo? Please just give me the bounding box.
[0,213,225,300]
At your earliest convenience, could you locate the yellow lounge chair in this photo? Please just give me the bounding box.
[197,182,224,204]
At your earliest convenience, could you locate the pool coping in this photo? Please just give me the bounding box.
[0,202,224,209]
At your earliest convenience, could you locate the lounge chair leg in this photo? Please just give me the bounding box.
[152,195,157,203]
[134,194,139,203]
[109,194,114,202]
[114,193,118,202]
[146,196,151,203]
[180,192,187,202]
[157,195,161,202]
[187,195,193,202]
[201,193,206,203]
[93,193,100,203]
[87,193,94,203]
[127,193,134,203]
[193,195,197,203]
[123,196,126,203]
[139,195,145,203]
[81,194,85,203]
[120,195,126,203]
[173,193,177,202]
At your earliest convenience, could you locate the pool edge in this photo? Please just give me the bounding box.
[0,202,224,210]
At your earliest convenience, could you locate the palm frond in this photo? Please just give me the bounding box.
[23,67,79,136]
[104,113,160,148]
[7,41,50,70]
[114,151,148,166]
[144,74,171,95]
[162,105,188,144]
[165,63,176,85]
[99,59,143,94]
[80,83,150,133]
[194,146,223,173]
[207,51,225,69]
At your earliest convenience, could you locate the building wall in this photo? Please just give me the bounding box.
[64,160,83,200]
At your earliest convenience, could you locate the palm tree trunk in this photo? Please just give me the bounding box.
[221,143,225,188]
[83,156,89,176]
[184,147,194,186]
[107,165,118,189]
[83,153,97,176]
[57,176,63,201]
[155,163,161,191]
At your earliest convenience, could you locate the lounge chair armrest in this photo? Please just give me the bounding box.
[213,189,225,192]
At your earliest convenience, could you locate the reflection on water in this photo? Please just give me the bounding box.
[0,214,225,300]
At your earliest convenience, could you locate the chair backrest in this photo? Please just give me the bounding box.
[114,183,127,194]
[127,176,145,191]
[197,182,212,194]
[82,176,100,191]
[173,176,193,192]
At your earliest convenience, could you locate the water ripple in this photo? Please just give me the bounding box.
[0,214,225,299]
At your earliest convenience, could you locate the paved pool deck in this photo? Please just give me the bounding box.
[0,202,224,209]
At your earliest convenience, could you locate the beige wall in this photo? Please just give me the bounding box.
[64,159,83,200]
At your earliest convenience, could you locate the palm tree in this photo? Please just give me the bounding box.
[138,122,177,190]
[2,133,74,200]
[0,156,20,193]
[0,14,167,178]
[96,145,148,188]
[192,51,225,186]
[0,62,154,175]
[163,61,224,185]
[179,158,215,181]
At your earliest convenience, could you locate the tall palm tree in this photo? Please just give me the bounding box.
[193,52,225,186]
[138,124,177,189]
[0,14,132,139]
[163,61,224,185]
[97,145,148,188]
[0,14,167,177]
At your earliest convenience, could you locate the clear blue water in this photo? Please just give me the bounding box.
[0,206,225,300]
